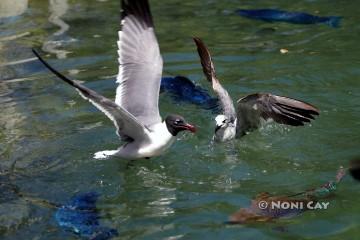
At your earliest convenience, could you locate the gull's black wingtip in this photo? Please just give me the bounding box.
[193,37,206,50]
[32,48,76,87]
[31,48,37,55]
[193,36,218,83]
[32,48,43,62]
[121,0,153,27]
[192,36,201,43]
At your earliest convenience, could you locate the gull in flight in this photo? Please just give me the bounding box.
[33,0,196,159]
[193,37,319,142]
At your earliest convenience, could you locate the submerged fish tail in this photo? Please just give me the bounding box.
[325,16,342,28]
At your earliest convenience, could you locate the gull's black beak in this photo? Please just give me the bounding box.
[215,125,221,133]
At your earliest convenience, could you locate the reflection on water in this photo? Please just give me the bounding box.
[139,167,176,218]
[0,42,27,172]
[124,166,177,218]
[48,0,69,36]
[0,89,27,168]
[0,0,28,18]
[42,0,73,59]
[0,0,34,72]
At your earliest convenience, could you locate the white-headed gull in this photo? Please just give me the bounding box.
[193,37,319,142]
[32,0,196,159]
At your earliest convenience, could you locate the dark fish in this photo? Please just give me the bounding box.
[160,76,219,111]
[236,9,342,28]
[227,192,311,224]
[349,159,360,181]
[227,167,345,224]
[55,192,118,240]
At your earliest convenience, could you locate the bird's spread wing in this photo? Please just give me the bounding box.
[116,0,163,127]
[236,93,320,136]
[32,49,149,142]
[193,37,236,121]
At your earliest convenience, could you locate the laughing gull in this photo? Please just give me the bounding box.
[32,0,196,159]
[193,37,319,142]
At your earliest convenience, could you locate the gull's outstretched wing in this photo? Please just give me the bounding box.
[32,49,149,142]
[236,93,320,136]
[116,0,163,127]
[193,37,236,121]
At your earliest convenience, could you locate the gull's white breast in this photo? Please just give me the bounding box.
[116,121,175,159]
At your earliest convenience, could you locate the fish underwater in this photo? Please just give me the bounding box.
[236,9,342,28]
[227,167,346,224]
[161,75,219,111]
[349,158,360,181]
[0,170,117,239]
[55,192,118,240]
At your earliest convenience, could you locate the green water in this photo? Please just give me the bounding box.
[1,0,359,239]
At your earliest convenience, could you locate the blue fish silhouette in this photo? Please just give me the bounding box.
[236,9,341,28]
[161,76,219,111]
[55,192,118,240]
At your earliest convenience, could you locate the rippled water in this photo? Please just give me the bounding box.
[1,0,360,239]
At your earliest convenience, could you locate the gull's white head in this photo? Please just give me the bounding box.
[215,115,228,128]
[214,115,236,142]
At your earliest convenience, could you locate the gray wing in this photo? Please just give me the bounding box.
[115,0,162,126]
[32,49,149,142]
[236,93,320,136]
[193,37,236,121]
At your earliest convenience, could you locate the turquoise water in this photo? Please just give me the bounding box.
[1,0,360,239]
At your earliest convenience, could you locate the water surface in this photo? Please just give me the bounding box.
[1,0,359,239]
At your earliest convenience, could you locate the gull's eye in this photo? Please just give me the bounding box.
[174,120,181,125]
[222,119,227,124]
